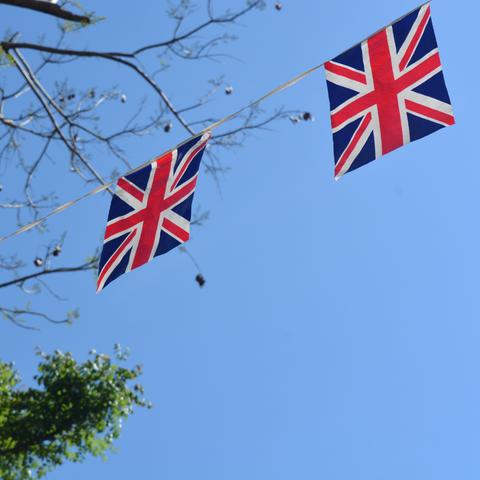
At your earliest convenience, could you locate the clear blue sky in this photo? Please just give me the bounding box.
[1,1,479,479]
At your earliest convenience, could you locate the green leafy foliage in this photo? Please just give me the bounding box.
[0,345,150,479]
[61,1,106,32]
[0,43,14,69]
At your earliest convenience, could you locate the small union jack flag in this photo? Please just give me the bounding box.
[325,3,454,180]
[97,132,210,292]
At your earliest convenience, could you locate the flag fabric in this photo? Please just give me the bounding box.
[325,3,454,180]
[96,132,210,292]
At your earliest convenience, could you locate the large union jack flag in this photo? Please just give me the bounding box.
[325,3,454,180]
[97,132,210,292]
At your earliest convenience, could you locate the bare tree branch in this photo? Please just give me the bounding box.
[132,1,262,55]
[2,41,196,136]
[0,0,90,24]
[10,49,115,194]
[0,261,97,289]
[0,306,73,330]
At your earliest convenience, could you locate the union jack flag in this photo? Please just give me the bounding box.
[97,132,210,292]
[325,3,454,180]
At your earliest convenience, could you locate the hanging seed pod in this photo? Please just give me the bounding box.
[164,123,172,133]
[276,2,282,10]
[195,274,206,288]
[34,258,43,267]
[121,94,127,103]
[303,112,312,121]
[53,245,61,256]
[68,94,75,100]
[0,184,3,192]
[225,86,233,95]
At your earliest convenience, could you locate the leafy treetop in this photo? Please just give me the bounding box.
[0,344,150,480]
